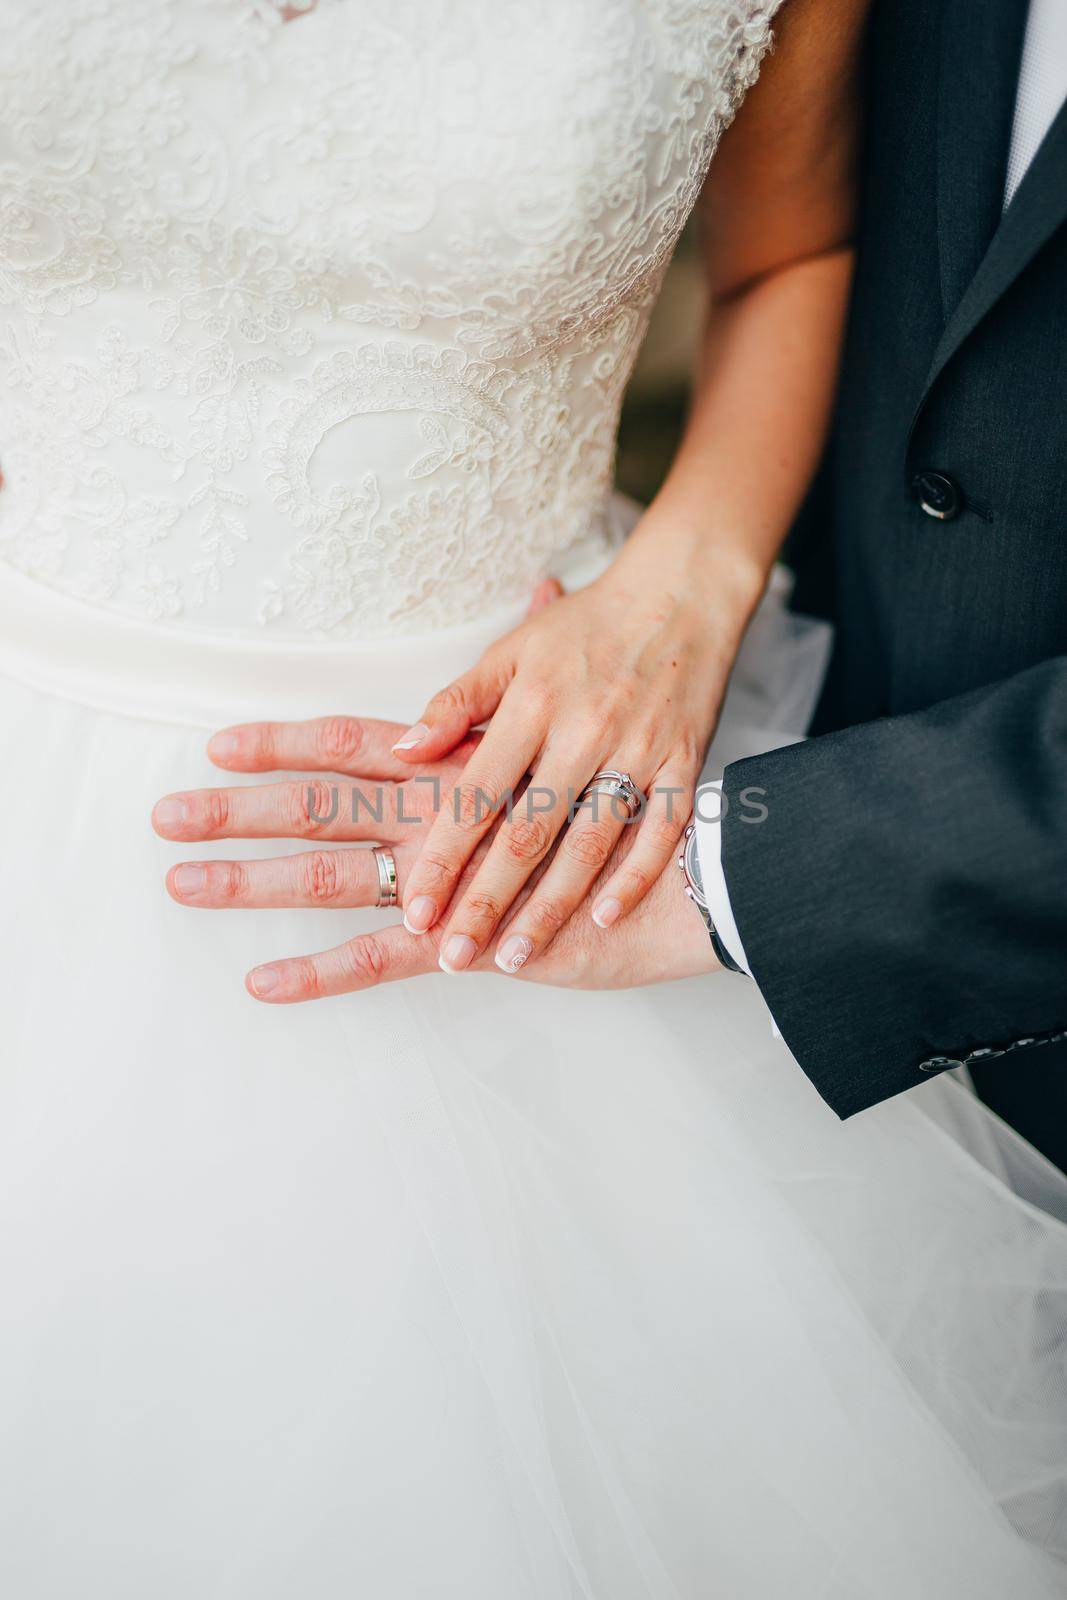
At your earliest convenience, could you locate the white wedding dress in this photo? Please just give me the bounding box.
[1,3,1066,1595]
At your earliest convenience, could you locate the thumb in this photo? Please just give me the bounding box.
[391,654,512,761]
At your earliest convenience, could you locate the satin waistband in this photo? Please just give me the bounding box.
[0,504,632,729]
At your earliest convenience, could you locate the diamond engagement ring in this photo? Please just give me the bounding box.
[575,769,644,821]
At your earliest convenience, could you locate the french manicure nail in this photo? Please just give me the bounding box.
[439,934,476,973]
[172,864,207,897]
[208,732,238,761]
[403,895,437,934]
[495,934,533,973]
[592,895,623,929]
[154,797,187,830]
[392,722,429,752]
[249,965,280,997]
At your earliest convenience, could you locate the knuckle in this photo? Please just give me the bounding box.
[519,681,554,725]
[301,849,344,904]
[412,850,456,893]
[635,721,662,759]
[525,895,568,939]
[220,860,248,901]
[504,814,552,863]
[340,935,386,989]
[460,889,504,928]
[316,715,365,767]
[291,778,338,833]
[618,862,653,901]
[204,789,233,834]
[562,819,616,869]
[430,681,469,717]
[244,725,274,765]
[453,780,498,832]
[599,681,632,718]
[293,958,322,999]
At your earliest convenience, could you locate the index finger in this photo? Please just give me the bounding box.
[400,711,540,934]
[246,922,437,1003]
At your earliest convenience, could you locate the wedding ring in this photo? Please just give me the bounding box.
[575,769,644,821]
[372,845,399,908]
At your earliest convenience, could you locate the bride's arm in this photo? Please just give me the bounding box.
[394,0,871,977]
[174,0,871,990]
[627,0,868,663]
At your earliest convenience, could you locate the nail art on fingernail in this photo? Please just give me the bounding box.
[592,895,623,929]
[439,934,477,973]
[495,934,533,973]
[392,722,429,752]
[403,895,437,934]
[172,864,207,897]
[249,965,280,996]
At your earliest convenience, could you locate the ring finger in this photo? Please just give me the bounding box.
[165,844,417,910]
[590,760,693,929]
[436,747,623,972]
[491,761,648,971]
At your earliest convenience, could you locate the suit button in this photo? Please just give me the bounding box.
[913,470,961,521]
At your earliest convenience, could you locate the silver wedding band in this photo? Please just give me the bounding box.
[372,845,399,908]
[575,769,644,821]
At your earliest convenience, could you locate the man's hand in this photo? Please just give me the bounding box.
[152,713,720,1002]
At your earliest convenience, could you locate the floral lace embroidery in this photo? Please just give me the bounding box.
[0,0,782,638]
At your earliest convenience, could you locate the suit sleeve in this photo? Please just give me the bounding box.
[720,657,1067,1117]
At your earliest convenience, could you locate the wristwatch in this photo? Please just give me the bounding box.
[677,822,745,974]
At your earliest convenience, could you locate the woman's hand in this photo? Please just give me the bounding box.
[151,713,718,999]
[391,525,760,975]
[381,0,866,977]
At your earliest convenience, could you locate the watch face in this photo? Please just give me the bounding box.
[683,824,705,905]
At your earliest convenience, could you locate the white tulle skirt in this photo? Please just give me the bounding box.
[1,549,1065,1599]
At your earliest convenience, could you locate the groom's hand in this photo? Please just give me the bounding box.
[152,713,719,1001]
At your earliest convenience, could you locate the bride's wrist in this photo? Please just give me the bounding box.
[606,504,769,645]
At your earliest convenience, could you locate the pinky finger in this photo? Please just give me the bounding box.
[590,767,692,929]
[246,923,434,1003]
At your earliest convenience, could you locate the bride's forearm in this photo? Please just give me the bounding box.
[614,244,854,641]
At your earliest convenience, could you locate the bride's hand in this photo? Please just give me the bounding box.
[151,712,718,997]
[391,536,750,973]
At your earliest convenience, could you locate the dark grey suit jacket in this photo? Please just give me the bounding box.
[721,0,1067,1170]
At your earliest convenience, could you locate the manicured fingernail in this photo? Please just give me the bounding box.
[439,934,476,973]
[153,797,187,830]
[208,732,238,761]
[403,895,437,934]
[392,722,429,752]
[249,965,280,997]
[172,864,207,897]
[592,895,623,929]
[495,934,532,973]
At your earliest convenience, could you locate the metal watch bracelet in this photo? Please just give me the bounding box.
[677,821,745,975]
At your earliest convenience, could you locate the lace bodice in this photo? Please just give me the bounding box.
[0,0,780,640]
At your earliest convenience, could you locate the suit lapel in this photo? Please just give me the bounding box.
[910,0,1067,431]
[924,98,1067,403]
[934,0,1030,320]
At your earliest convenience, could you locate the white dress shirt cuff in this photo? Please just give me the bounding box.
[693,781,752,978]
